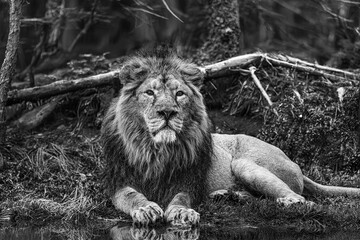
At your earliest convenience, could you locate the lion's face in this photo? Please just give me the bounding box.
[108,49,209,151]
[136,74,193,143]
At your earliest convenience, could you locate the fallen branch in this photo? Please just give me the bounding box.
[11,95,63,130]
[200,52,360,82]
[200,53,261,77]
[6,52,360,105]
[278,54,355,76]
[249,67,278,116]
[7,71,120,105]
[265,54,358,82]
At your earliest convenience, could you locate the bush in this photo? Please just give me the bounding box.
[258,85,360,173]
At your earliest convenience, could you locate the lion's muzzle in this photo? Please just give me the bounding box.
[146,107,183,144]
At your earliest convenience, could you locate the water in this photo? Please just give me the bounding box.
[1,225,360,240]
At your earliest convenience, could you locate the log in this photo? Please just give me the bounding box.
[6,71,120,105]
[11,96,61,130]
[199,53,261,77]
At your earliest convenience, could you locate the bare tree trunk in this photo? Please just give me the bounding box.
[196,0,241,64]
[0,0,22,149]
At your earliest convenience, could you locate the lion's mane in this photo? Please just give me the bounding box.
[101,48,213,206]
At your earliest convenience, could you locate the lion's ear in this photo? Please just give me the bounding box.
[119,61,149,86]
[181,65,204,89]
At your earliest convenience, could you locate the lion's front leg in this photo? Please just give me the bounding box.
[113,186,164,225]
[164,192,200,226]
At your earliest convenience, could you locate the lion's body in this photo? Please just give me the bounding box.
[208,133,360,203]
[209,134,301,192]
[101,48,360,226]
[209,134,304,202]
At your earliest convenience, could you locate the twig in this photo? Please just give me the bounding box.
[249,67,273,106]
[338,0,360,4]
[162,0,183,23]
[265,55,358,82]
[274,54,356,77]
[127,7,168,20]
[21,18,51,24]
[249,66,278,116]
[320,2,352,22]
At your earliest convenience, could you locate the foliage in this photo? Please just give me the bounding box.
[224,64,360,174]
[258,74,360,173]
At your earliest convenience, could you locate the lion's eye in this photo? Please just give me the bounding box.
[145,90,154,96]
[176,91,185,97]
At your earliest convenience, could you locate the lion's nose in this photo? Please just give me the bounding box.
[157,110,178,120]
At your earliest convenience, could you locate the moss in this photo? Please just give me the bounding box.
[194,0,241,64]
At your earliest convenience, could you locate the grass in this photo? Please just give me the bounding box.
[1,80,360,233]
[200,193,360,233]
[0,126,115,225]
[2,125,360,234]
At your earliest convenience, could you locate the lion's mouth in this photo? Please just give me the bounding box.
[152,125,177,143]
[152,124,171,135]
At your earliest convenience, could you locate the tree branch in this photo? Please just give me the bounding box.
[7,71,120,105]
[200,52,359,82]
[249,66,278,116]
[0,0,23,144]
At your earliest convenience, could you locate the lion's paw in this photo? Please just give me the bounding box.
[166,227,200,240]
[276,196,306,207]
[164,205,200,226]
[131,227,160,240]
[131,202,164,226]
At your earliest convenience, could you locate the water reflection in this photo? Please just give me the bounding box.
[110,225,199,240]
[108,225,360,240]
[108,225,284,240]
[2,224,360,240]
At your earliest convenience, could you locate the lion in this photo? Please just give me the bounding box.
[101,47,360,227]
